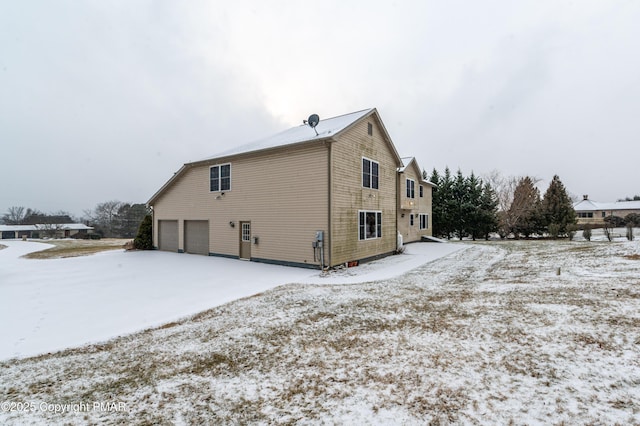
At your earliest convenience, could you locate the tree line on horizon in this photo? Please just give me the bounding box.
[1,202,148,239]
[425,169,577,240]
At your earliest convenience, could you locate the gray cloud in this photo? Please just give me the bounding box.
[1,1,639,217]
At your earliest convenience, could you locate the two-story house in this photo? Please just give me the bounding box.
[148,108,433,269]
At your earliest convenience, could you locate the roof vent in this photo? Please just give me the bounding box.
[583,195,589,200]
[304,114,320,136]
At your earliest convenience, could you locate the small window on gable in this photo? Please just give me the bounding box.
[367,122,373,136]
[420,185,424,198]
[210,163,231,192]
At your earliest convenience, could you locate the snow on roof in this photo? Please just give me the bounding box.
[0,224,93,232]
[398,157,414,173]
[202,108,375,161]
[573,199,640,211]
[397,156,435,186]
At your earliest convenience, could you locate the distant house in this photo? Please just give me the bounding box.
[0,223,93,239]
[573,195,640,225]
[148,108,434,269]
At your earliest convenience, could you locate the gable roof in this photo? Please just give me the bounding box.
[398,156,435,186]
[149,108,402,205]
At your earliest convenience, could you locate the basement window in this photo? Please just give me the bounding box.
[359,211,382,240]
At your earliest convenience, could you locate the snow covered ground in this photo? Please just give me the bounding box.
[0,239,464,360]
[1,238,639,425]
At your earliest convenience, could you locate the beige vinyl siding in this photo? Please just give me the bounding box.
[398,163,433,242]
[152,143,329,266]
[330,117,398,266]
[152,167,215,252]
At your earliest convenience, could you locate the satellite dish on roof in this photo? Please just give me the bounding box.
[307,114,320,135]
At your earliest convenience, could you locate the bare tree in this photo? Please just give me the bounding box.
[2,206,27,225]
[35,223,66,239]
[84,201,122,237]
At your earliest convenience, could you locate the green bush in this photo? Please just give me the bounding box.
[625,213,640,227]
[604,215,625,227]
[133,215,153,250]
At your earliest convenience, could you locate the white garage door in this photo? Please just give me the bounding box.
[184,220,209,255]
[158,220,178,252]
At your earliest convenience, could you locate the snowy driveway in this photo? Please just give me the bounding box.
[0,240,465,360]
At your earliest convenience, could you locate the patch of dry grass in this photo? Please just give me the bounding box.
[1,240,639,425]
[22,239,129,259]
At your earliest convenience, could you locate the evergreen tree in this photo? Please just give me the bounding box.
[133,214,153,250]
[509,176,543,238]
[465,172,484,240]
[540,175,576,237]
[428,168,443,237]
[438,167,455,239]
[476,182,499,240]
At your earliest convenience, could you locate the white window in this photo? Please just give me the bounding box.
[420,214,429,230]
[210,164,231,192]
[362,158,379,189]
[242,223,251,242]
[359,211,382,240]
[406,179,415,198]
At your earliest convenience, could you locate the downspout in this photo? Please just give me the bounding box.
[327,141,332,269]
[149,205,155,249]
[395,167,399,250]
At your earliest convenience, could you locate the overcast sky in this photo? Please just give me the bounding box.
[2,1,639,217]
